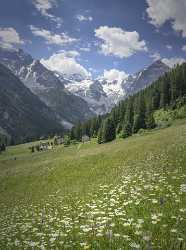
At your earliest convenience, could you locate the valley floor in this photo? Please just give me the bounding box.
[0,119,186,249]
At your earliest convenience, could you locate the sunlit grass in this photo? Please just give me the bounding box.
[0,119,186,249]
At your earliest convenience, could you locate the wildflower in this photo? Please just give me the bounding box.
[178,238,183,241]
[180,184,186,192]
[130,242,140,249]
[170,229,177,233]
[151,199,158,204]
[135,230,142,235]
[143,235,150,241]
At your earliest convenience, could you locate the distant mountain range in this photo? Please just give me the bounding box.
[0,63,62,143]
[0,46,170,143]
[60,60,170,114]
[0,47,94,128]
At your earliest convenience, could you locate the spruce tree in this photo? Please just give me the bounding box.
[1,143,6,151]
[133,95,146,133]
[102,118,116,143]
[122,122,132,138]
[145,103,156,129]
[97,128,102,144]
[145,111,155,129]
[74,122,82,141]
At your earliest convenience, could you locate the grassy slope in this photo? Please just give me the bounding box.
[0,119,186,204]
[0,119,186,249]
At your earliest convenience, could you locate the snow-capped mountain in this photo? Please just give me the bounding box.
[123,60,170,97]
[0,47,170,123]
[0,63,62,143]
[0,47,94,128]
[56,74,115,115]
[56,60,170,115]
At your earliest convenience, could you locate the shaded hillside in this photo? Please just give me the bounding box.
[0,63,63,143]
[0,47,94,127]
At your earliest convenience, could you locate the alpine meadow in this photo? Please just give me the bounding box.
[0,0,186,249]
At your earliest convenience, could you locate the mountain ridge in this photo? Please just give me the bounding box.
[0,63,63,143]
[61,60,170,115]
[0,47,94,128]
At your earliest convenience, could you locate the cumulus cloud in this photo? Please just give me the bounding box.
[79,47,91,52]
[182,45,186,52]
[166,45,173,50]
[101,69,128,83]
[146,0,186,37]
[76,15,93,22]
[162,57,186,68]
[150,52,161,61]
[58,50,80,58]
[41,51,90,78]
[32,0,62,26]
[30,25,77,45]
[95,26,147,58]
[0,27,24,49]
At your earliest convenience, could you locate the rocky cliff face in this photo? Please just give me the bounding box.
[0,47,94,128]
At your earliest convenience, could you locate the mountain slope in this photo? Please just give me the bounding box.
[0,117,186,249]
[70,62,186,143]
[123,60,170,96]
[63,60,170,115]
[0,47,94,127]
[0,63,63,143]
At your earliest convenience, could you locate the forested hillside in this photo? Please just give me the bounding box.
[70,63,186,143]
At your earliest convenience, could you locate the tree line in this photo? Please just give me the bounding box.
[69,63,186,144]
[0,134,7,153]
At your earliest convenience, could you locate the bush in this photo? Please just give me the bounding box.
[153,109,174,128]
[173,105,186,119]
[137,128,146,135]
[70,140,78,145]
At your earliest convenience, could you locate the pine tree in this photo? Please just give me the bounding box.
[152,89,160,110]
[133,95,146,133]
[145,111,155,129]
[74,122,82,141]
[122,122,132,138]
[97,128,102,144]
[1,143,6,151]
[124,98,134,125]
[101,118,116,143]
[160,75,170,108]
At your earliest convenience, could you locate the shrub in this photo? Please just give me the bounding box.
[153,109,174,128]
[173,105,186,119]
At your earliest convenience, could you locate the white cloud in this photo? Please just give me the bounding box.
[30,25,77,45]
[146,0,186,37]
[150,52,161,61]
[32,0,62,26]
[162,57,186,68]
[41,51,90,78]
[166,45,173,50]
[76,15,93,22]
[79,47,91,52]
[95,26,147,58]
[182,45,186,52]
[101,69,128,83]
[58,50,80,58]
[0,27,24,49]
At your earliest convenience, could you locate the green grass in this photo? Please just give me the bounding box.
[0,119,186,249]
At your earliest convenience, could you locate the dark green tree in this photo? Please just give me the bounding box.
[102,118,116,143]
[122,122,132,138]
[97,127,102,144]
[133,95,146,133]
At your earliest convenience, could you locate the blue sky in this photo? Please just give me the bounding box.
[0,0,186,79]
